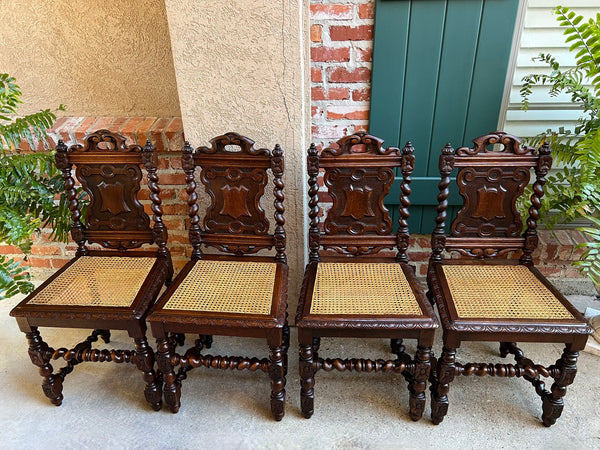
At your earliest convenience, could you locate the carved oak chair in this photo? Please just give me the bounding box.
[147,133,288,421]
[10,130,173,410]
[296,132,438,420]
[427,131,592,426]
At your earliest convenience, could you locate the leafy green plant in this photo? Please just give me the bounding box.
[574,217,600,290]
[0,73,70,299]
[520,6,600,287]
[520,6,600,226]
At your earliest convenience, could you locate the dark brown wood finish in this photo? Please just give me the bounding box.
[147,132,289,421]
[10,130,173,410]
[426,131,592,426]
[296,132,438,421]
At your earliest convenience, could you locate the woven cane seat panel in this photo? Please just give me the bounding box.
[442,265,574,320]
[28,256,156,307]
[164,260,276,315]
[310,263,423,316]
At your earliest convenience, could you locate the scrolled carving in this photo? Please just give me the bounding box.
[73,129,142,153]
[196,132,270,156]
[321,131,399,157]
[456,131,535,156]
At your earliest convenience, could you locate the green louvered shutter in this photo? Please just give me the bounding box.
[370,0,520,232]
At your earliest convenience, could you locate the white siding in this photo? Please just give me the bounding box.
[502,0,597,138]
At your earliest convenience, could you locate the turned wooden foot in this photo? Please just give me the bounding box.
[197,334,213,349]
[156,337,181,413]
[391,338,405,358]
[408,345,432,421]
[25,328,64,406]
[268,345,286,421]
[134,337,162,411]
[93,329,111,344]
[299,342,315,419]
[430,346,456,425]
[541,346,578,427]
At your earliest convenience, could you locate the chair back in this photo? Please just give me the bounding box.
[430,131,552,263]
[308,132,415,261]
[183,132,286,263]
[54,129,168,256]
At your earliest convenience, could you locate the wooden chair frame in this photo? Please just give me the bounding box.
[296,132,438,420]
[147,132,289,420]
[10,130,173,410]
[426,131,592,426]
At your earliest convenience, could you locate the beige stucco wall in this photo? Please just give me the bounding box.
[0,0,180,117]
[164,0,310,311]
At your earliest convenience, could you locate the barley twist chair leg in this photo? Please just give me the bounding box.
[408,345,432,421]
[133,337,162,411]
[430,346,456,425]
[541,345,579,427]
[156,337,180,413]
[299,342,316,418]
[25,327,64,406]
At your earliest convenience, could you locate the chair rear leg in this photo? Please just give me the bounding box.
[156,337,181,413]
[542,345,579,427]
[25,327,64,406]
[282,321,290,377]
[299,340,316,418]
[268,344,286,421]
[134,337,162,411]
[430,346,456,425]
[408,345,432,421]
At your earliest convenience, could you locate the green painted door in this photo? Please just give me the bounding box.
[370,0,520,233]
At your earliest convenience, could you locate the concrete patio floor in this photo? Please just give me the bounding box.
[1,293,599,449]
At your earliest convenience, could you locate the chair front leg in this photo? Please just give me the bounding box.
[25,327,64,406]
[156,337,181,413]
[542,345,579,427]
[268,344,286,421]
[408,345,432,421]
[430,346,456,425]
[299,340,316,419]
[133,337,162,411]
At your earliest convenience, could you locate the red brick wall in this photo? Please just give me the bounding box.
[310,0,374,149]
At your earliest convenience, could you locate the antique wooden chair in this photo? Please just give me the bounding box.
[295,132,438,420]
[10,130,173,410]
[147,132,289,421]
[427,131,592,426]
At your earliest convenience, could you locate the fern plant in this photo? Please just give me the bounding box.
[574,217,600,290]
[520,6,600,287]
[0,73,70,299]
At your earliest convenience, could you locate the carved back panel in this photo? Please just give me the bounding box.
[185,133,286,260]
[55,130,167,253]
[430,131,552,261]
[309,132,414,259]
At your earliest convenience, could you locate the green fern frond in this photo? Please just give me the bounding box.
[574,217,600,287]
[0,255,33,300]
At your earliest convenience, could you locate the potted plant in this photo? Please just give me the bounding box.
[521,6,600,290]
[0,73,70,298]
